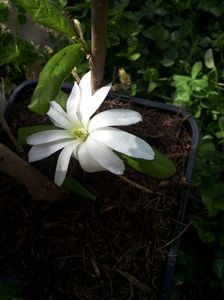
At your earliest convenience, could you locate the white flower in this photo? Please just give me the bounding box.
[27,71,154,186]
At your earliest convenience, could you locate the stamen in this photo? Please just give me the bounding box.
[71,127,88,141]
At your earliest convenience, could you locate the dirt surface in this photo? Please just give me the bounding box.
[0,89,192,300]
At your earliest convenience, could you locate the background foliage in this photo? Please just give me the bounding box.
[1,0,224,298]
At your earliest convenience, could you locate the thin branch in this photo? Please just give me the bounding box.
[116,269,151,295]
[91,0,108,93]
[0,142,68,202]
[1,117,24,155]
[159,221,192,249]
[119,175,153,194]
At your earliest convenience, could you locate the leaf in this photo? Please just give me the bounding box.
[63,177,96,201]
[191,79,208,91]
[192,219,216,243]
[118,148,176,179]
[191,61,202,79]
[127,53,141,61]
[213,259,224,279]
[173,75,191,83]
[0,281,22,300]
[142,68,159,82]
[198,0,224,17]
[161,48,178,67]
[213,197,224,211]
[0,2,9,22]
[18,125,57,145]
[204,48,216,69]
[54,90,68,110]
[18,0,74,38]
[58,0,67,7]
[29,44,84,115]
[0,43,20,66]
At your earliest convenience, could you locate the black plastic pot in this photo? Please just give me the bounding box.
[2,80,200,300]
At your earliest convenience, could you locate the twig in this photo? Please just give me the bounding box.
[0,142,68,202]
[116,269,151,295]
[119,175,153,194]
[159,221,192,249]
[1,117,24,155]
[0,78,24,155]
[71,67,80,83]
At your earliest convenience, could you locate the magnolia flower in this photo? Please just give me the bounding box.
[27,71,154,186]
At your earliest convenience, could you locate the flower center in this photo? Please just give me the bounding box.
[70,127,88,141]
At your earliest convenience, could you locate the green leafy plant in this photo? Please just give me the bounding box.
[0,1,38,84]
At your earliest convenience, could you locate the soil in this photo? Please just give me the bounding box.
[0,87,192,300]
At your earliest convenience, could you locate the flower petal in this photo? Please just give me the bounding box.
[79,83,112,126]
[28,140,72,162]
[78,137,125,174]
[88,109,142,132]
[77,142,106,172]
[54,141,80,186]
[47,101,73,130]
[90,127,155,160]
[50,101,68,118]
[27,130,72,145]
[79,71,92,98]
[66,82,81,122]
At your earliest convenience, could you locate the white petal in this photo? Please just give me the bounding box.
[28,140,73,162]
[90,127,155,160]
[66,82,81,122]
[47,101,73,130]
[78,137,125,174]
[79,83,112,126]
[51,101,68,118]
[27,130,72,145]
[77,142,106,172]
[79,71,92,98]
[54,141,80,186]
[88,109,142,132]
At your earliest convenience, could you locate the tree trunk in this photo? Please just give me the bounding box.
[91,0,108,93]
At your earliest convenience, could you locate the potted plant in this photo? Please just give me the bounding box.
[0,1,199,299]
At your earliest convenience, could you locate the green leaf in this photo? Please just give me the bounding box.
[18,125,57,145]
[54,90,68,110]
[63,177,96,201]
[191,79,208,91]
[213,197,224,211]
[0,281,22,300]
[173,75,191,83]
[161,48,178,67]
[58,0,67,7]
[191,61,202,79]
[0,2,9,22]
[18,0,75,38]
[198,0,224,17]
[127,52,140,61]
[142,68,159,82]
[204,48,216,69]
[213,259,224,279]
[196,226,215,243]
[0,43,20,66]
[192,219,216,243]
[118,148,176,179]
[148,81,157,92]
[29,44,84,115]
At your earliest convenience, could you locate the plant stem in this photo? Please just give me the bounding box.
[91,0,108,93]
[1,117,24,155]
